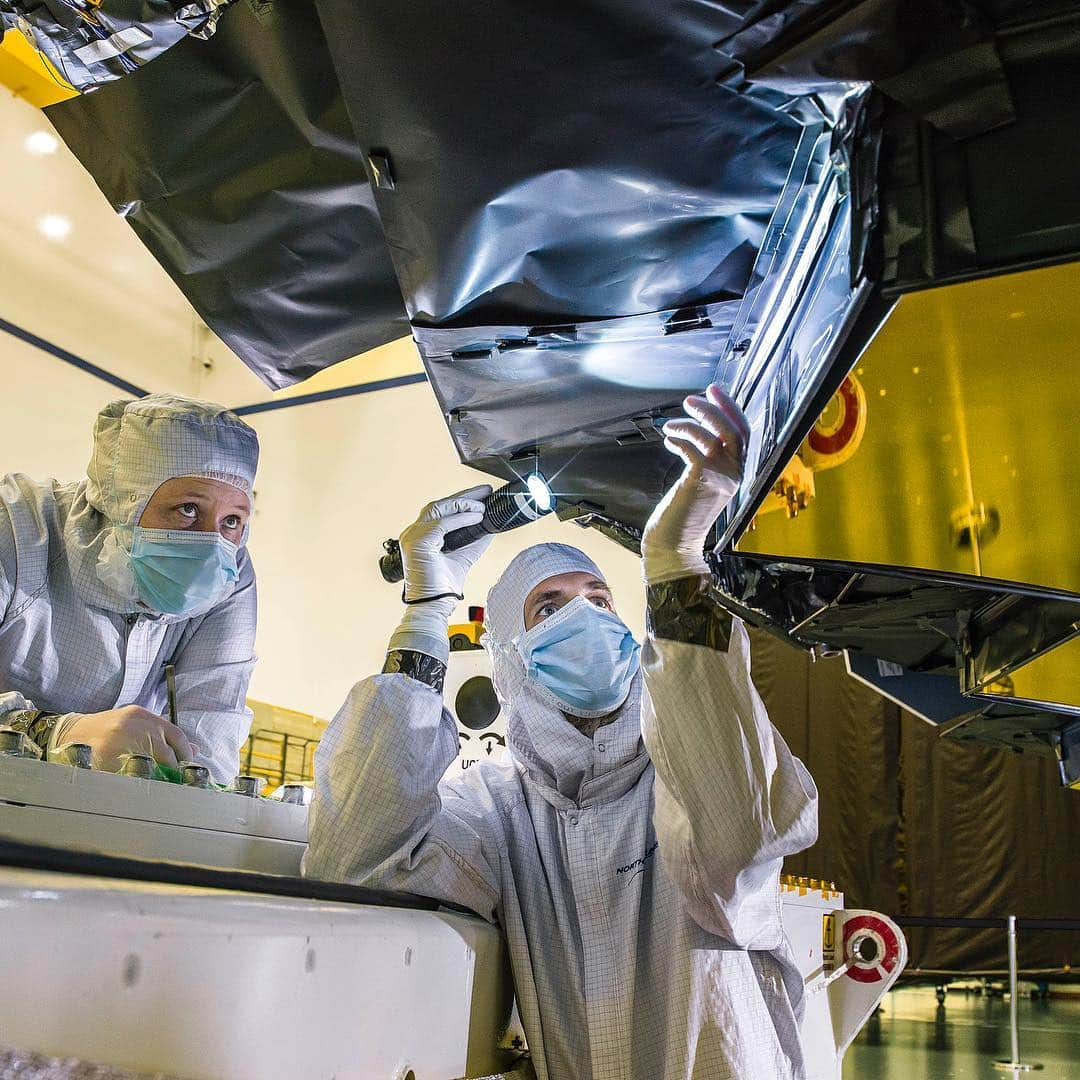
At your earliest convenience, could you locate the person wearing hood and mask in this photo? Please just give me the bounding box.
[306,384,818,1079]
[0,394,259,784]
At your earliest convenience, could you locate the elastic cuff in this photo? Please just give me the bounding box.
[389,595,456,665]
[388,626,452,665]
[641,548,710,585]
[383,649,448,692]
[402,590,464,605]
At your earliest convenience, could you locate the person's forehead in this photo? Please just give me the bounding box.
[153,476,249,507]
[524,571,610,605]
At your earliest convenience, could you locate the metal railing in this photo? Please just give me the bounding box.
[893,913,1080,1073]
[241,728,319,788]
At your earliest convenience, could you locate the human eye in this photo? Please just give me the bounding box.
[589,594,612,611]
[222,514,242,530]
[536,602,559,622]
[176,503,198,521]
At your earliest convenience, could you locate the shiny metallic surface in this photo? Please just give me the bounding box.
[28,1,1080,764]
[230,774,264,798]
[44,0,408,388]
[990,916,1041,1072]
[280,784,309,806]
[0,0,232,93]
[317,0,834,328]
[0,728,29,757]
[714,554,1080,670]
[714,551,1080,761]
[54,743,92,770]
[971,636,1080,719]
[411,88,873,542]
[732,261,1080,755]
[180,763,211,789]
[739,263,1080,594]
[34,1,1080,416]
[119,754,154,780]
[725,1,1080,288]
[844,986,1079,1080]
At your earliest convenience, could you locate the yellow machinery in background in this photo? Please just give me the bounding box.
[449,605,486,652]
[240,699,327,790]
[0,28,76,106]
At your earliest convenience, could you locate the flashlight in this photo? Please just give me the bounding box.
[379,473,554,584]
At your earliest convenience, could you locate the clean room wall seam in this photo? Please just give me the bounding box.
[0,314,149,398]
[0,314,426,408]
[230,373,429,415]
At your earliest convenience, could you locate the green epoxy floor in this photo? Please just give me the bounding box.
[843,986,1080,1078]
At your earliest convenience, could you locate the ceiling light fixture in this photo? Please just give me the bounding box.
[37,214,72,241]
[24,131,59,155]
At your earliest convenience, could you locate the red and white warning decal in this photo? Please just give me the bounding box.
[802,374,868,470]
[843,913,901,983]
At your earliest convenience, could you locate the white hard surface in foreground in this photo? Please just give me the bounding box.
[0,868,514,1080]
[0,758,903,1078]
[0,755,306,875]
[784,885,908,1079]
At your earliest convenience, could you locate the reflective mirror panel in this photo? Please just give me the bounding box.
[737,261,1080,596]
[971,633,1080,718]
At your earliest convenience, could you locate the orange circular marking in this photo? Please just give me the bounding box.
[809,376,861,457]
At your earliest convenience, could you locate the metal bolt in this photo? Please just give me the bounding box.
[0,728,29,757]
[120,754,154,779]
[55,743,92,769]
[181,763,212,788]
[232,774,264,798]
[853,935,879,963]
[366,151,395,191]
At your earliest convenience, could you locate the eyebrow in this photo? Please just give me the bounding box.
[530,589,563,607]
[530,580,612,608]
[170,492,249,512]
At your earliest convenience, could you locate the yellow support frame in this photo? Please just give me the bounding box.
[0,28,78,108]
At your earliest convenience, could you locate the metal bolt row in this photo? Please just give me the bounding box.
[780,873,839,896]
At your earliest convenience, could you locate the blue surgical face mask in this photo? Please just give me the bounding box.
[129,526,239,615]
[516,595,640,718]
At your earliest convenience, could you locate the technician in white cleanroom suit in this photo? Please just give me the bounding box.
[306,384,818,1079]
[0,394,259,783]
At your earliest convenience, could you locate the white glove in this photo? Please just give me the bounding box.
[50,706,195,773]
[641,383,749,583]
[389,485,494,664]
[399,484,494,602]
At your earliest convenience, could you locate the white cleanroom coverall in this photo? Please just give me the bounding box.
[307,542,819,1079]
[0,395,259,782]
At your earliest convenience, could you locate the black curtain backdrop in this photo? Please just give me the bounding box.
[751,629,1080,975]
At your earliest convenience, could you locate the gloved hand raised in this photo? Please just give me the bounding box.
[399,484,495,602]
[50,705,196,773]
[641,383,750,583]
